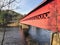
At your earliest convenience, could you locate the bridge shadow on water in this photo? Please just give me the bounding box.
[28,26,53,45]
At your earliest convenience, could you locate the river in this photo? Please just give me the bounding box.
[0,27,26,45]
[28,26,53,45]
[0,26,53,45]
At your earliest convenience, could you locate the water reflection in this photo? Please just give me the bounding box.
[0,26,53,45]
[0,27,25,45]
[29,26,52,45]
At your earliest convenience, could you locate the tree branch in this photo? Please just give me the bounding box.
[0,0,16,9]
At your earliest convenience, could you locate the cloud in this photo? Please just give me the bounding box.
[20,0,27,6]
[2,0,43,15]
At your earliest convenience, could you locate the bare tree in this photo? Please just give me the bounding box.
[0,0,21,11]
[0,0,21,45]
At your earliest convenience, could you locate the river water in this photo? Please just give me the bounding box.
[28,26,53,45]
[0,26,53,45]
[0,27,26,45]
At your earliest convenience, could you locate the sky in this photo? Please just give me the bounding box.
[1,0,43,15]
[14,0,43,15]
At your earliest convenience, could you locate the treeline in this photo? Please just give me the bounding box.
[0,10,23,26]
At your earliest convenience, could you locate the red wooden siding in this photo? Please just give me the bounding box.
[20,0,60,32]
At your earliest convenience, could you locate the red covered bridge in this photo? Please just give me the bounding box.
[20,0,60,32]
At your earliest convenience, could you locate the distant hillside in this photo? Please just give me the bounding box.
[0,10,23,26]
